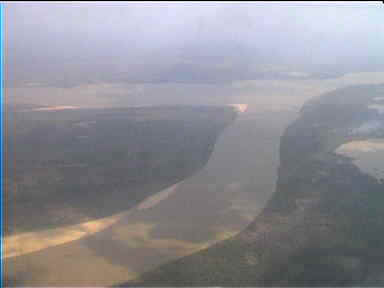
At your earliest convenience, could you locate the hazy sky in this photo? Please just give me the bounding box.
[6,2,384,86]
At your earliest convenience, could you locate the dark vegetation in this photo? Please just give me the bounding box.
[6,105,237,234]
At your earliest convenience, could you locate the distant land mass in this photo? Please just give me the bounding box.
[126,84,384,286]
